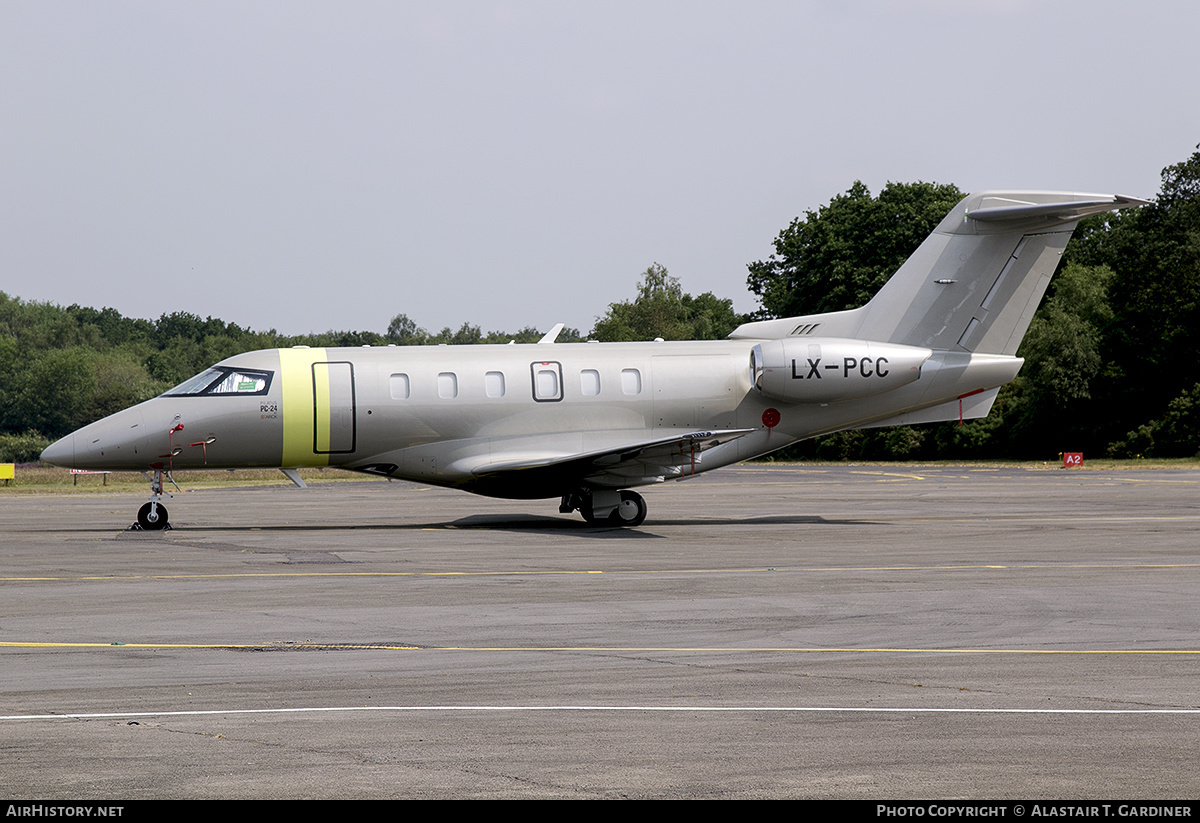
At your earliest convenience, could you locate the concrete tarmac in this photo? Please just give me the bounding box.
[2,464,1199,799]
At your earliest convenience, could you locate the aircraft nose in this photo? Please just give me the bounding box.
[41,433,76,468]
[40,406,149,471]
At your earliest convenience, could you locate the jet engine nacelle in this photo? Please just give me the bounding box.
[751,337,932,404]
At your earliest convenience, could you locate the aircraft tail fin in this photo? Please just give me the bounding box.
[731,191,1148,355]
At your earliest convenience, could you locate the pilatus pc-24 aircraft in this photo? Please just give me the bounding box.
[43,190,1146,529]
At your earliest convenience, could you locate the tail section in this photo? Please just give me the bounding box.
[731,191,1148,355]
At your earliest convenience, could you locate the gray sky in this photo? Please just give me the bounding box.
[3,1,1198,337]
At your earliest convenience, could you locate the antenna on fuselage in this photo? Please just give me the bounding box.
[538,323,565,344]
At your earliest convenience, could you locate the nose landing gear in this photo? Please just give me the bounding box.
[133,468,178,531]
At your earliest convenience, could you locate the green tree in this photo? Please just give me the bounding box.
[385,313,427,345]
[591,264,742,342]
[485,326,545,344]
[0,430,51,463]
[747,181,965,318]
[1148,382,1200,456]
[7,348,98,438]
[89,350,164,419]
[1065,145,1200,453]
[385,313,583,346]
[990,263,1116,456]
[1018,264,1113,406]
[440,323,483,346]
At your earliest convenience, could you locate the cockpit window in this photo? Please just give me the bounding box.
[163,367,273,397]
[210,370,270,394]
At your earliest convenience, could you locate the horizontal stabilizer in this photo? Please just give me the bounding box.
[966,194,1150,225]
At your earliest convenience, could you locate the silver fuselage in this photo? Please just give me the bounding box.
[41,338,1017,499]
[43,191,1147,511]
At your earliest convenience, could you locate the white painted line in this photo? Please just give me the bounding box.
[4,705,1200,721]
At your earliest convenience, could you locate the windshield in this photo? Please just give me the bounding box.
[162,367,273,397]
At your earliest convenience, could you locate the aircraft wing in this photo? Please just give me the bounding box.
[467,428,756,487]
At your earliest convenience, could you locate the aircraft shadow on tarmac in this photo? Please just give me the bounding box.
[439,513,878,534]
[89,512,879,538]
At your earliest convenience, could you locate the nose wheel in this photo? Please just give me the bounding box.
[133,468,176,530]
[137,501,169,530]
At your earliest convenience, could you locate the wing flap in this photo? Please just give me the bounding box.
[467,428,755,484]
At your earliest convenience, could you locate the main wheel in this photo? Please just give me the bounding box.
[137,501,169,531]
[608,490,647,527]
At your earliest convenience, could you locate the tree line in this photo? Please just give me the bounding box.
[3,145,1197,463]
[743,146,1200,461]
[0,266,739,462]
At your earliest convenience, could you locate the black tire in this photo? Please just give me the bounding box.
[608,490,647,527]
[576,490,600,525]
[137,501,169,531]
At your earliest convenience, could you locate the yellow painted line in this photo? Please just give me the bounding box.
[726,467,831,474]
[1108,477,1200,485]
[890,516,1200,525]
[2,641,1199,655]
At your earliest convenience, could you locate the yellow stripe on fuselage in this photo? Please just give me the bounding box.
[279,347,330,467]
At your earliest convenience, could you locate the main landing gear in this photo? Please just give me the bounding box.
[560,488,648,528]
[134,468,177,531]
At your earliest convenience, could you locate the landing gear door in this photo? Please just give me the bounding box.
[313,361,356,454]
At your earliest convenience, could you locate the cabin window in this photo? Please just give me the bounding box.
[389,373,410,400]
[531,361,563,402]
[621,368,642,395]
[580,369,600,396]
[485,371,506,398]
[438,372,458,399]
[162,367,273,397]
